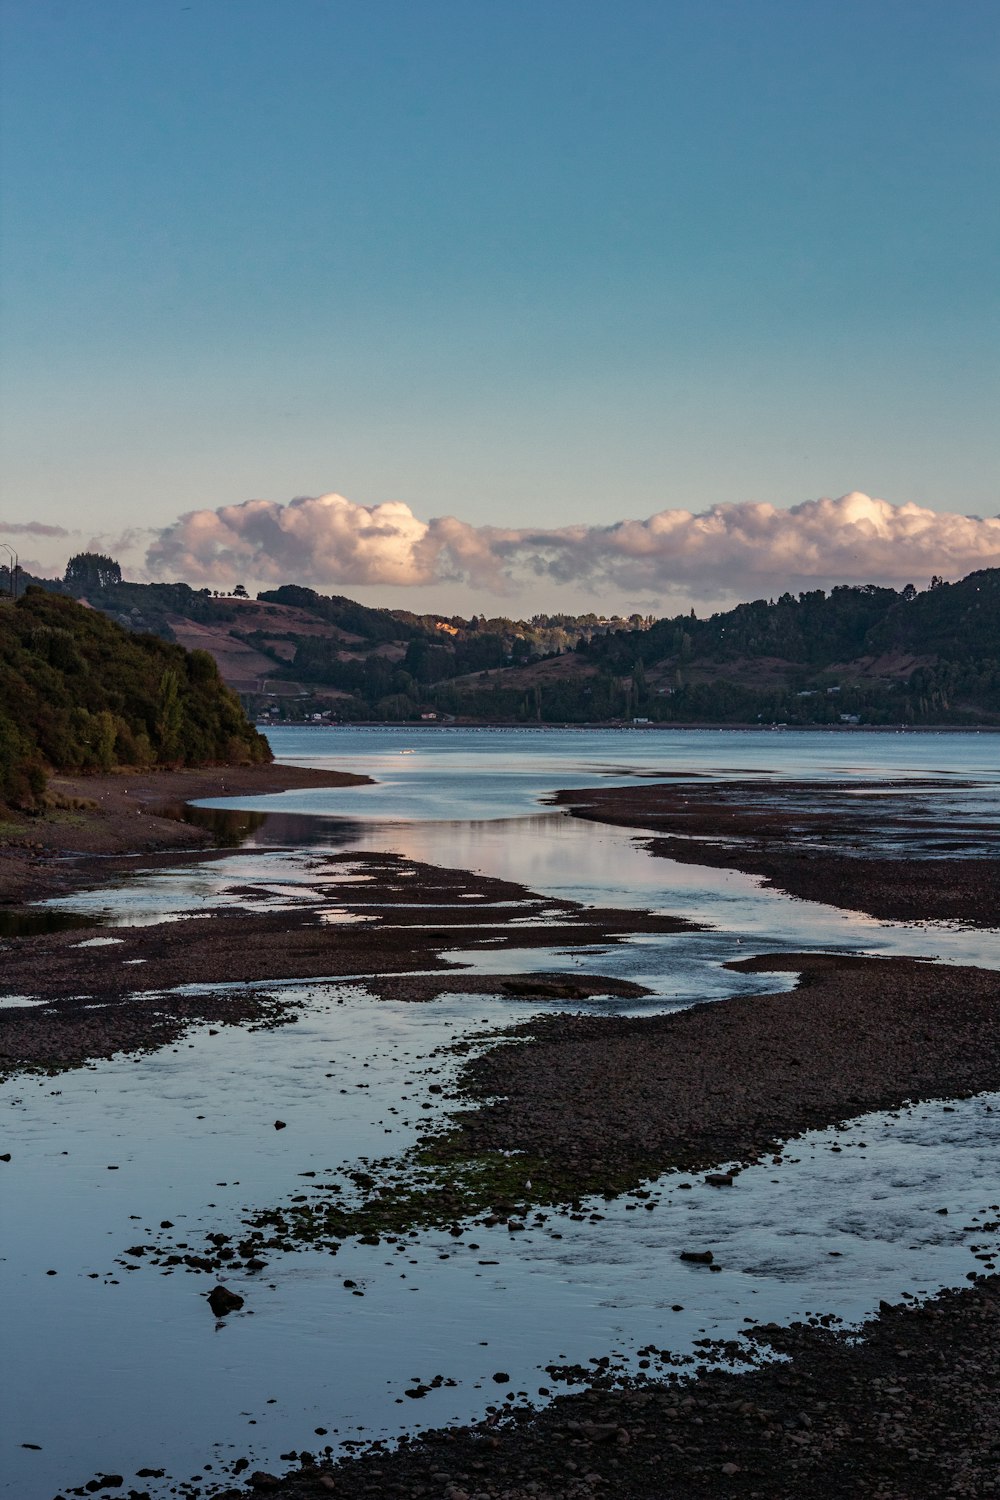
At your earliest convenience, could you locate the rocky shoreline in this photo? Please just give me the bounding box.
[202,1274,1000,1500]
[436,951,1000,1196]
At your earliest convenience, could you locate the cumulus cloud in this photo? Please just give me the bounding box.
[148,494,441,588]
[146,491,1000,602]
[0,520,70,538]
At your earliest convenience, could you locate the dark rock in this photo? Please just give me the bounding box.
[207,1284,244,1317]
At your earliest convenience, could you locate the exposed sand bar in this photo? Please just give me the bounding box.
[0,850,674,1076]
[553,776,1000,926]
[440,952,1000,1194]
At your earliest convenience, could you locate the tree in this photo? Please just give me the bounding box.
[64,553,122,590]
[156,668,184,761]
[233,584,249,599]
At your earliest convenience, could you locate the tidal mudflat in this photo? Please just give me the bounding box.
[2,727,999,1499]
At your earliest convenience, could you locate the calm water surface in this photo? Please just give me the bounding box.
[4,728,999,1497]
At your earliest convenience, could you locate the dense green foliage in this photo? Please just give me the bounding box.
[0,590,270,807]
[64,552,122,590]
[73,580,237,640]
[424,573,1000,726]
[867,570,1000,661]
[258,585,425,643]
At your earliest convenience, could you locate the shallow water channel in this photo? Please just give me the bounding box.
[4,728,1000,1497]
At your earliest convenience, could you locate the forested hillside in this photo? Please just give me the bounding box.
[551,567,995,726]
[435,572,1000,726]
[0,589,270,808]
[8,551,998,727]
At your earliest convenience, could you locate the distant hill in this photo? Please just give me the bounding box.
[18,551,999,727]
[512,571,1000,726]
[0,589,270,808]
[45,564,644,714]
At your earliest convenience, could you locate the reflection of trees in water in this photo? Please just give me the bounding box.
[0,908,102,938]
[152,802,365,850]
[181,806,268,845]
[151,802,266,846]
[233,811,367,850]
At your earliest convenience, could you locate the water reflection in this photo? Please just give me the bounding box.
[4,988,998,1498]
[5,726,999,1498]
[118,801,1000,971]
[150,801,269,846]
[0,907,102,939]
[154,799,373,852]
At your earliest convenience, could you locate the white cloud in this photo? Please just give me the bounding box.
[146,491,1000,602]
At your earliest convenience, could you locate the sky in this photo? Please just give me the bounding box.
[1,0,998,617]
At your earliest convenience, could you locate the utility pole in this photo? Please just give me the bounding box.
[0,543,18,599]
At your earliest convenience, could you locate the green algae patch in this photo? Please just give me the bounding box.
[152,1136,678,1274]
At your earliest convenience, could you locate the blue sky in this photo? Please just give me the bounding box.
[1,0,997,612]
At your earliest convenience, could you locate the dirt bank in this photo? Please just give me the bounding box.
[554,777,1000,927]
[0,762,372,904]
